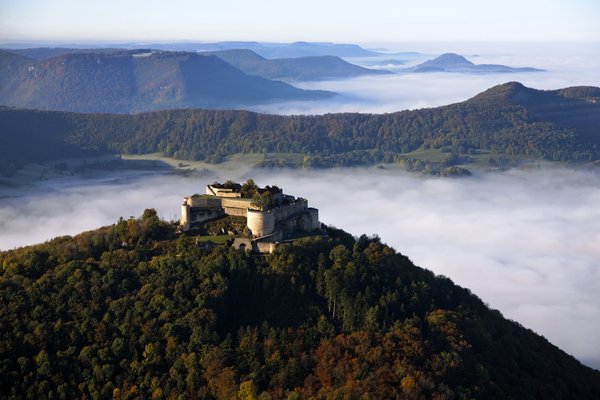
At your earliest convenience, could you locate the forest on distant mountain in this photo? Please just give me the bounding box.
[155,41,381,59]
[2,209,599,399]
[0,49,332,113]
[205,49,390,81]
[4,41,383,59]
[1,82,599,175]
[412,53,542,73]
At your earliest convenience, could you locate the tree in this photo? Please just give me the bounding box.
[238,380,258,400]
[241,179,259,198]
[141,208,160,239]
[250,192,273,210]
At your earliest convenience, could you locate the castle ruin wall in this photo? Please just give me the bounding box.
[247,210,275,237]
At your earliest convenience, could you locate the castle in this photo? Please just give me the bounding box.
[181,181,320,252]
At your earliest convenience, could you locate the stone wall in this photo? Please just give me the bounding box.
[232,237,279,254]
[256,241,278,253]
[181,204,190,231]
[182,186,319,238]
[221,198,253,210]
[307,208,320,231]
[206,186,241,198]
[181,203,225,231]
[272,198,309,223]
[186,196,221,208]
[232,238,254,252]
[221,198,253,217]
[278,209,320,238]
[189,207,224,225]
[247,210,275,237]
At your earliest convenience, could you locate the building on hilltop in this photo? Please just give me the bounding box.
[181,180,320,252]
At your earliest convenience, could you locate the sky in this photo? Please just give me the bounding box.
[0,0,598,43]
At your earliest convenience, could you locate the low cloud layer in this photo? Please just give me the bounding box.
[258,168,600,369]
[1,167,599,369]
[251,42,600,115]
[1,42,598,374]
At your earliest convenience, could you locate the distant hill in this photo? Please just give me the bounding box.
[206,49,391,81]
[0,42,419,59]
[0,50,333,113]
[377,59,406,66]
[143,41,381,58]
[469,82,600,141]
[413,53,543,73]
[1,82,599,174]
[1,215,600,398]
[5,47,128,60]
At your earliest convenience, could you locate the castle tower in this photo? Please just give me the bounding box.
[181,201,191,231]
[247,210,275,237]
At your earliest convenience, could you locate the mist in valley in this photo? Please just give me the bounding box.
[1,166,599,369]
[251,42,600,115]
[1,42,599,369]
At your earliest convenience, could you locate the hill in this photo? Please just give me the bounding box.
[0,50,333,113]
[1,82,599,174]
[1,210,599,398]
[413,53,543,73]
[2,41,381,59]
[141,41,381,58]
[206,49,391,81]
[4,47,127,60]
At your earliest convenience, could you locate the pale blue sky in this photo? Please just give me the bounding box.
[0,0,598,43]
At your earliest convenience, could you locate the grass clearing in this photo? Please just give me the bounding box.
[264,152,304,163]
[404,148,449,163]
[122,152,266,173]
[193,235,232,244]
[404,147,543,171]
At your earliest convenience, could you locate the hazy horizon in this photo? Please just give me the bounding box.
[252,41,600,114]
[1,1,598,42]
[3,41,597,116]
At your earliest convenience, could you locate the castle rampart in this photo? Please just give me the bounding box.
[247,209,275,237]
[180,180,321,252]
[272,198,309,221]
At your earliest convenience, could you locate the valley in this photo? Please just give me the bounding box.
[1,34,600,398]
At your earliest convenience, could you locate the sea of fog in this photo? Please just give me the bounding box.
[1,41,599,369]
[1,167,599,370]
[250,41,600,114]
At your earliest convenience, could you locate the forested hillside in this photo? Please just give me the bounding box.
[0,50,332,113]
[206,49,390,81]
[1,82,599,174]
[412,53,542,73]
[1,210,600,399]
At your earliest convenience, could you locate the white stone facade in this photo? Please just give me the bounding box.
[180,183,320,241]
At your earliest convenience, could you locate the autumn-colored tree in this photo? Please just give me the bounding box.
[1,216,599,399]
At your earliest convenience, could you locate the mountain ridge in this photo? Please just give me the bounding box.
[152,40,381,58]
[413,53,543,73]
[1,82,599,174]
[206,49,391,81]
[1,214,599,398]
[2,41,382,59]
[0,50,334,113]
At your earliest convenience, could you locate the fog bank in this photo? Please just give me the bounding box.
[257,168,600,369]
[1,167,599,369]
[250,42,600,115]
